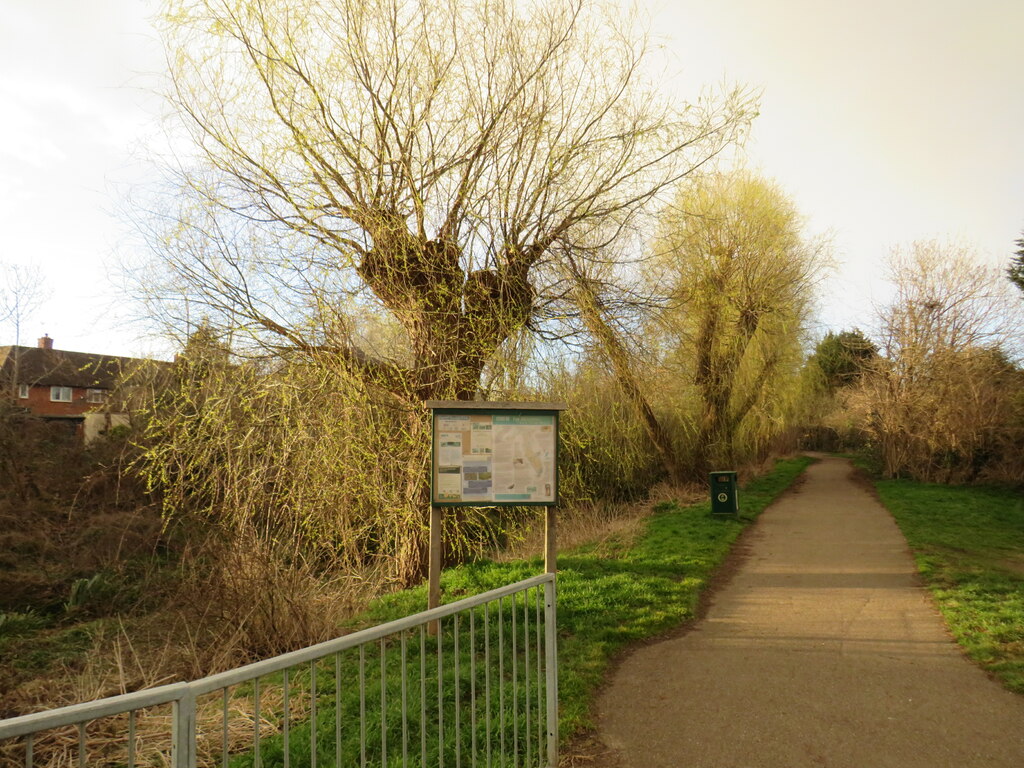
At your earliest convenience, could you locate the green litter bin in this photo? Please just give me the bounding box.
[710,471,738,517]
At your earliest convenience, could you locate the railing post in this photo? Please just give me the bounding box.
[544,506,557,574]
[544,577,558,768]
[172,688,197,768]
[428,504,442,635]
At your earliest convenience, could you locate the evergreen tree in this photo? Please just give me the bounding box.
[1008,231,1024,296]
[810,329,878,391]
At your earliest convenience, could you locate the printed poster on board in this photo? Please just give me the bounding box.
[432,411,556,505]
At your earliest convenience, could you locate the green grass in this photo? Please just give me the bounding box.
[874,478,1024,694]
[227,455,812,768]
[0,612,96,678]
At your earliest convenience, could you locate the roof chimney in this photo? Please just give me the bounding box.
[38,334,53,350]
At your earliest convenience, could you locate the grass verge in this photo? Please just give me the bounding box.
[874,478,1024,694]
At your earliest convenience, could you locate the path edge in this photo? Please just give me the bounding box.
[562,454,818,766]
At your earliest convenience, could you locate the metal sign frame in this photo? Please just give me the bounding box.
[427,401,566,507]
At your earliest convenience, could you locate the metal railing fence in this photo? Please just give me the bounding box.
[0,574,558,768]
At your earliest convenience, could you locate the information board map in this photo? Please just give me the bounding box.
[433,412,557,505]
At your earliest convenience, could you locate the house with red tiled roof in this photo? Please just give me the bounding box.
[0,335,163,440]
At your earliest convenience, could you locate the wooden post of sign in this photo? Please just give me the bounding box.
[544,506,557,573]
[428,504,442,635]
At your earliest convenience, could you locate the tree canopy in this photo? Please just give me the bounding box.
[867,241,1022,481]
[148,0,754,403]
[809,329,877,391]
[647,170,826,469]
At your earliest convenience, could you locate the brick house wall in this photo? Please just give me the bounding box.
[17,384,106,417]
[1,336,164,427]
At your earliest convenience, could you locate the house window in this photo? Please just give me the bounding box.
[17,384,29,399]
[50,386,73,403]
[86,389,106,404]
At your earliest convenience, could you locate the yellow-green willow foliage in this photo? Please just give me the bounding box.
[543,360,664,502]
[136,348,528,588]
[647,171,828,472]
[135,339,673,599]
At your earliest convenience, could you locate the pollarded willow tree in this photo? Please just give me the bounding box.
[647,171,826,472]
[150,0,753,403]
[143,0,754,584]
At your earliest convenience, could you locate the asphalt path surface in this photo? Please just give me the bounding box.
[591,455,1024,767]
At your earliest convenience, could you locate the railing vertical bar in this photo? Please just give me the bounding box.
[512,594,518,767]
[524,591,530,767]
[401,632,409,768]
[222,687,229,768]
[24,733,33,768]
[380,638,387,768]
[77,722,85,768]
[544,578,558,768]
[498,596,505,766]
[254,677,261,768]
[128,709,136,768]
[359,644,366,768]
[454,614,461,768]
[470,608,477,768]
[535,587,543,761]
[283,669,290,768]
[484,602,491,768]
[420,626,426,768]
[334,653,342,768]
[437,617,444,768]
[310,661,318,768]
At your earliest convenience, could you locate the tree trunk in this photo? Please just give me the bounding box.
[356,237,535,585]
[568,263,683,483]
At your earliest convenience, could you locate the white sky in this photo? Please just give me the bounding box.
[1,0,1022,358]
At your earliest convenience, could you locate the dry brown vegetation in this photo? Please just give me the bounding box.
[805,241,1024,484]
[496,482,705,563]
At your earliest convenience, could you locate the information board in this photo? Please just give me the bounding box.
[431,408,559,506]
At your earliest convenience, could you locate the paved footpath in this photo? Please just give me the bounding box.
[593,455,1024,767]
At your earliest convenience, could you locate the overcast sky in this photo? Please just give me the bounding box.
[1,0,1021,358]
